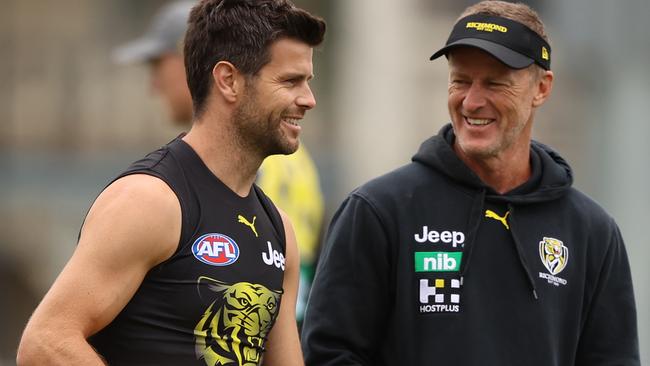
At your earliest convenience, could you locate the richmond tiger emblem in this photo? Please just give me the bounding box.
[194,276,283,366]
[539,237,569,275]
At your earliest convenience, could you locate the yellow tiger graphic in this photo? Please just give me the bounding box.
[194,276,283,366]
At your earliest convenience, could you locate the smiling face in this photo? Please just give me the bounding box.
[232,37,316,157]
[447,47,550,164]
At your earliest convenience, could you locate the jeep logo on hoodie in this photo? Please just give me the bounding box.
[414,226,466,248]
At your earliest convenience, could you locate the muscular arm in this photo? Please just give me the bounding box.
[16,174,181,365]
[263,210,304,366]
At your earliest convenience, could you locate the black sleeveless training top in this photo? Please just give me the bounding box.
[88,137,287,366]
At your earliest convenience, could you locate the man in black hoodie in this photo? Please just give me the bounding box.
[301,1,640,365]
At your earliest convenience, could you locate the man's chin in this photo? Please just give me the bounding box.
[275,146,300,156]
[267,141,300,157]
[455,140,499,160]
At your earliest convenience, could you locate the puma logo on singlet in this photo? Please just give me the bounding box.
[485,210,510,230]
[238,214,258,237]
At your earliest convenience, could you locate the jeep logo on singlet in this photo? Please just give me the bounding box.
[192,233,240,266]
[262,241,285,271]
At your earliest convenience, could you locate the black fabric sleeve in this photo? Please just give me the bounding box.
[575,222,640,365]
[301,194,392,366]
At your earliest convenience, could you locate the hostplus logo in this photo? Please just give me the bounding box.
[419,278,462,313]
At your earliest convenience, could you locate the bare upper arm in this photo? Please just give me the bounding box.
[279,208,299,292]
[276,208,300,313]
[263,209,303,366]
[25,174,181,338]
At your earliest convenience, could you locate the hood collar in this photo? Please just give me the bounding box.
[412,124,573,204]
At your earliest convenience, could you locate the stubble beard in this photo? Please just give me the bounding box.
[232,89,297,159]
[454,116,528,161]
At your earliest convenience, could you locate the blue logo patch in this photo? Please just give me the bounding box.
[192,233,240,266]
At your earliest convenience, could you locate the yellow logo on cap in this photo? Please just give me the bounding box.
[466,22,508,33]
[541,46,549,61]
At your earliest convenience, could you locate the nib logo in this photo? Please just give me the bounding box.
[414,252,462,272]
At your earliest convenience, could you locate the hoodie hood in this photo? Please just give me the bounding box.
[412,124,573,204]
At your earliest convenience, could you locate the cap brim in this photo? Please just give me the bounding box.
[430,38,534,69]
[111,37,169,64]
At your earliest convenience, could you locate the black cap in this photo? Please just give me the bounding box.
[430,14,551,70]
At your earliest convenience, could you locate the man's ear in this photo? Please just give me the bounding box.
[532,70,554,108]
[212,61,243,103]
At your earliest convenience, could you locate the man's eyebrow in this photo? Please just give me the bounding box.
[280,72,314,80]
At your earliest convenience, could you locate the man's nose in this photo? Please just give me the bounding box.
[297,84,316,110]
[462,83,487,112]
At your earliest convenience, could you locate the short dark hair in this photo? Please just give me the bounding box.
[184,0,326,117]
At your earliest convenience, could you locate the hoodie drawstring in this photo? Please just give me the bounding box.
[460,189,486,278]
[507,204,539,300]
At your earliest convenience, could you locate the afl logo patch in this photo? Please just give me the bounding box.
[192,233,240,266]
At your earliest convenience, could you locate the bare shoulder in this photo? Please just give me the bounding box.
[91,173,178,211]
[16,173,183,361]
[275,207,298,271]
[276,207,291,228]
[81,173,181,267]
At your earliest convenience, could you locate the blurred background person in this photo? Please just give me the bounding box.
[113,0,195,126]
[112,0,325,327]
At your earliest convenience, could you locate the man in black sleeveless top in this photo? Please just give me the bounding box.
[17,1,326,365]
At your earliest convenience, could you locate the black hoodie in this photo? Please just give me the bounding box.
[302,125,639,366]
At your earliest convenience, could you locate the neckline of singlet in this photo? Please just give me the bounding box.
[172,135,258,205]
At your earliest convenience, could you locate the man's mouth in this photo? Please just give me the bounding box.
[282,117,302,127]
[465,117,493,126]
